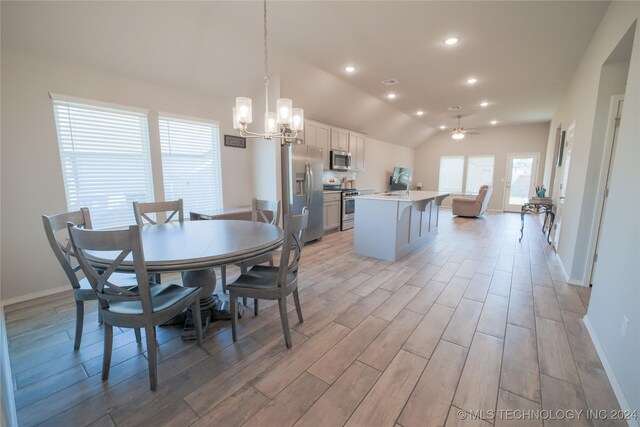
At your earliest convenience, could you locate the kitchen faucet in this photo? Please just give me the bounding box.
[394,172,411,195]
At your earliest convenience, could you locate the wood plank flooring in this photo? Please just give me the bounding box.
[5,210,622,426]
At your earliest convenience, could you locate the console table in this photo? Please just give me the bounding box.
[519,199,554,244]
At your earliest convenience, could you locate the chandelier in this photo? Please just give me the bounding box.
[233,0,304,140]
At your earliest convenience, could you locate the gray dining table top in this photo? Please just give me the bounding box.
[90,220,284,272]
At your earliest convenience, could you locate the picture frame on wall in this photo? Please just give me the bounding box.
[557,130,566,166]
[224,134,246,149]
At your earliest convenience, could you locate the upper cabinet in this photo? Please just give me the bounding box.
[304,119,331,170]
[349,131,366,172]
[331,127,350,151]
[304,119,365,171]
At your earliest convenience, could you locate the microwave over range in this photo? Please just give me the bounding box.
[330,150,352,171]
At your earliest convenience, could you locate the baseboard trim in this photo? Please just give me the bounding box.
[1,285,69,308]
[555,254,586,286]
[583,315,638,427]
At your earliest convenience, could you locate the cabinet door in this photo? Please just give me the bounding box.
[331,127,349,151]
[349,132,366,171]
[317,124,331,170]
[327,203,341,229]
[304,120,318,146]
[323,204,329,230]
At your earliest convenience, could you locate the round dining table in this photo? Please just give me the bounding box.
[89,220,284,334]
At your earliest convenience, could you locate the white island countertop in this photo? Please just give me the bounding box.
[353,190,450,202]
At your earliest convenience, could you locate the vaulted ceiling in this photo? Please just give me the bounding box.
[1,1,609,146]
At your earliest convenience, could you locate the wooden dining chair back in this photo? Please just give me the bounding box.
[67,223,203,391]
[133,199,184,226]
[252,198,281,226]
[43,208,100,349]
[227,207,309,348]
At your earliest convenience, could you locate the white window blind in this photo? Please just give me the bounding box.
[52,97,154,229]
[465,156,495,193]
[438,156,465,193]
[158,114,223,214]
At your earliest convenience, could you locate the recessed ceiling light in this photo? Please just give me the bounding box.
[490,120,498,125]
[344,66,356,73]
[466,77,478,85]
[480,101,489,107]
[439,125,446,130]
[416,110,424,116]
[444,37,459,46]
[387,93,397,100]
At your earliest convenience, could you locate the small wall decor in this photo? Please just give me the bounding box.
[224,134,246,149]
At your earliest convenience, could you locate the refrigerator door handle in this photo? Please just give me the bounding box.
[305,161,313,205]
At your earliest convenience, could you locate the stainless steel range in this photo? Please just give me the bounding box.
[341,189,360,230]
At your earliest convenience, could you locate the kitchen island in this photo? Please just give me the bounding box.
[353,191,450,262]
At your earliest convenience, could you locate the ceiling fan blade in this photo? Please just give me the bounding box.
[463,129,480,135]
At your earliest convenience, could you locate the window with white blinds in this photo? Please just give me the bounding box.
[465,156,495,193]
[52,97,154,229]
[438,156,465,193]
[158,114,223,215]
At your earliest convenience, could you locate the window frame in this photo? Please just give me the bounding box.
[464,155,495,194]
[438,155,466,193]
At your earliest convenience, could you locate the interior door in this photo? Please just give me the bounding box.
[503,153,539,212]
[551,122,574,249]
[589,97,624,284]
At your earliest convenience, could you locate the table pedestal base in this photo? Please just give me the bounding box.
[179,268,245,340]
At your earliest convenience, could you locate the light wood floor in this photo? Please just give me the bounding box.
[6,211,622,427]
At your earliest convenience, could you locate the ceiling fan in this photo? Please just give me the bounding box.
[451,115,480,140]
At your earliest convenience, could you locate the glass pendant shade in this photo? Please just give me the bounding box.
[452,131,465,140]
[276,98,292,125]
[265,112,278,134]
[291,108,304,131]
[235,97,252,125]
[232,108,242,130]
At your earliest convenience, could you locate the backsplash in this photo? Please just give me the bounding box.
[322,170,357,185]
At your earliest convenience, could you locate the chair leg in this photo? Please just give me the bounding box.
[278,298,292,349]
[97,304,103,324]
[293,288,304,324]
[193,299,203,346]
[221,266,227,293]
[254,299,259,316]
[230,293,238,343]
[145,323,158,391]
[102,323,113,381]
[134,328,142,344]
[74,301,84,350]
[240,265,248,306]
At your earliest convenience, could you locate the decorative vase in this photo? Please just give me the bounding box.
[536,189,546,198]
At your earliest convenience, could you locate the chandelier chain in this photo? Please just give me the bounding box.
[263,0,269,84]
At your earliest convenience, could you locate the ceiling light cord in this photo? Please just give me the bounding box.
[263,0,270,114]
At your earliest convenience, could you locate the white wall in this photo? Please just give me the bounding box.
[413,123,549,211]
[355,138,415,192]
[541,3,638,285]
[0,51,255,302]
[542,2,639,415]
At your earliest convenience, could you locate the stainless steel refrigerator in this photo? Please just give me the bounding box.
[281,144,323,242]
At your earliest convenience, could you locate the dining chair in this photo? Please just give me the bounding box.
[132,199,184,226]
[227,207,308,349]
[132,199,184,283]
[220,199,281,303]
[42,209,141,350]
[67,223,203,391]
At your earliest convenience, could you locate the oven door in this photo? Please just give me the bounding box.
[341,196,356,230]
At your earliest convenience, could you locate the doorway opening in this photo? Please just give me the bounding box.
[503,153,539,213]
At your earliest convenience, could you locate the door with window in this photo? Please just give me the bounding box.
[503,153,539,212]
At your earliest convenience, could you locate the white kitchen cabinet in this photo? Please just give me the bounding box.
[349,131,366,171]
[304,119,331,169]
[331,127,350,151]
[323,192,341,232]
